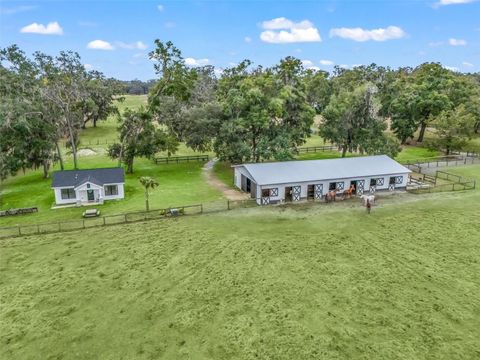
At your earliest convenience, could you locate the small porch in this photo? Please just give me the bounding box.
[74,182,104,206]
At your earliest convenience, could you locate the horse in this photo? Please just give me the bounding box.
[342,184,356,199]
[360,194,375,206]
[325,190,337,203]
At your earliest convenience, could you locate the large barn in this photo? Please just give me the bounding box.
[233,155,411,205]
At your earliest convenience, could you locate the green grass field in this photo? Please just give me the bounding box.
[1,165,479,359]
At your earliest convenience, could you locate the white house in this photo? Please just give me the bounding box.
[51,168,125,206]
[233,155,411,205]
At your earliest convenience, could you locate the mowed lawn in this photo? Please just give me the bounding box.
[0,156,222,226]
[1,166,479,359]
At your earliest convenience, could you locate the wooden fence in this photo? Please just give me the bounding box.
[154,155,209,164]
[0,200,260,239]
[408,170,476,194]
[404,155,479,173]
[295,145,338,153]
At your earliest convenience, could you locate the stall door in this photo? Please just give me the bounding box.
[314,184,323,199]
[292,186,301,201]
[357,180,365,195]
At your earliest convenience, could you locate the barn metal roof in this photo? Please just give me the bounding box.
[234,155,411,185]
[51,167,125,188]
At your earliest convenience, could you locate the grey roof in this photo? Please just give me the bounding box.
[234,155,411,185]
[51,167,125,188]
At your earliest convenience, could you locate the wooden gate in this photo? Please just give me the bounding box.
[357,180,365,195]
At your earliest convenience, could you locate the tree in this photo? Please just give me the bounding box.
[139,176,159,211]
[107,108,176,173]
[0,45,58,178]
[427,105,475,155]
[35,51,89,169]
[383,63,456,143]
[320,85,395,157]
[82,71,122,128]
[303,69,331,113]
[214,59,315,163]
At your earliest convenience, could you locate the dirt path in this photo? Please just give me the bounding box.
[203,159,249,201]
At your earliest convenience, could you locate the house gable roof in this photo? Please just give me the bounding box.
[233,155,411,186]
[52,168,125,188]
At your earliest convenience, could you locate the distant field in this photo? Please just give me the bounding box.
[1,166,479,359]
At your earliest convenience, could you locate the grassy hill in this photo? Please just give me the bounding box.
[1,165,479,359]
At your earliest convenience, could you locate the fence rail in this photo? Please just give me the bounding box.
[154,155,209,164]
[404,155,479,173]
[0,200,266,239]
[408,170,476,194]
[295,145,338,153]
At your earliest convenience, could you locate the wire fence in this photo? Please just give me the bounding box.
[0,200,259,239]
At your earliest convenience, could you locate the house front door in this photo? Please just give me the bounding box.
[87,189,95,201]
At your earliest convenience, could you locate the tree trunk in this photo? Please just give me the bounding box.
[42,160,50,179]
[417,122,427,143]
[65,112,79,169]
[127,158,134,173]
[341,145,347,158]
[55,141,64,170]
[93,116,98,128]
[145,190,149,211]
[446,146,450,155]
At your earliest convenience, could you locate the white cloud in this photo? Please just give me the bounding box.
[260,17,321,44]
[448,38,467,46]
[20,21,63,35]
[436,0,476,6]
[116,41,148,50]
[301,60,320,71]
[301,59,314,67]
[329,26,406,42]
[84,64,94,70]
[429,41,444,47]
[444,65,459,71]
[164,21,176,28]
[0,5,37,15]
[462,61,474,67]
[319,59,334,66]
[244,36,252,43]
[185,57,210,66]
[339,64,349,69]
[157,4,164,11]
[87,40,115,50]
[133,52,146,58]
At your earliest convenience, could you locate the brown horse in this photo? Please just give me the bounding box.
[342,184,356,199]
[325,190,337,203]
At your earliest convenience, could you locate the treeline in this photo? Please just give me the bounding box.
[2,41,479,179]
[120,79,156,95]
[0,45,123,179]
[109,39,479,173]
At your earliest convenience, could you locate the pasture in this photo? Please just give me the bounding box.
[1,166,480,359]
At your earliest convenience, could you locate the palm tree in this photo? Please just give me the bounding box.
[139,176,159,211]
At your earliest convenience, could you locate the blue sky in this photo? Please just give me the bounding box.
[1,0,479,80]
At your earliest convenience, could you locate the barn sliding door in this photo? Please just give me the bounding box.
[292,186,301,201]
[314,184,323,199]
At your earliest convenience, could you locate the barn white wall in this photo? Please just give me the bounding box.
[258,172,410,203]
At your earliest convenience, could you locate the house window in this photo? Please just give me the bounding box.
[329,182,337,191]
[389,176,396,185]
[61,188,76,200]
[105,185,118,196]
[370,179,377,186]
